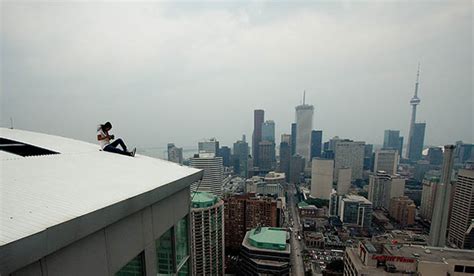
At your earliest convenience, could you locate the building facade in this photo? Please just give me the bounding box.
[344,241,474,276]
[258,140,276,171]
[389,196,416,226]
[448,169,474,249]
[368,171,405,210]
[408,122,426,161]
[279,141,291,182]
[233,138,249,178]
[190,153,224,197]
[198,138,219,154]
[224,194,279,252]
[167,143,183,164]
[374,149,399,175]
[190,192,225,275]
[337,167,352,195]
[420,175,440,222]
[334,140,365,181]
[218,146,231,167]
[311,130,323,159]
[262,120,275,143]
[240,227,290,275]
[289,155,305,184]
[295,103,314,166]
[252,109,265,167]
[429,145,455,247]
[311,158,334,200]
[339,195,373,229]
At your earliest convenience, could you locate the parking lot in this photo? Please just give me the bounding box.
[307,249,344,271]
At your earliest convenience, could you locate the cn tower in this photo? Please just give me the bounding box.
[406,64,421,159]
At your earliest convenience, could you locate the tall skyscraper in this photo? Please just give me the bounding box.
[190,192,225,275]
[368,171,405,210]
[167,143,183,164]
[262,120,275,143]
[311,159,334,200]
[218,146,231,167]
[427,147,443,165]
[383,130,401,149]
[190,152,224,197]
[364,144,374,170]
[258,140,275,171]
[279,141,291,182]
[454,142,474,164]
[448,168,474,249]
[233,138,249,178]
[295,94,314,166]
[252,110,264,167]
[198,138,219,154]
[429,145,455,247]
[373,149,399,175]
[289,155,305,184]
[409,123,426,161]
[383,129,403,157]
[291,123,297,155]
[334,140,365,181]
[311,130,323,159]
[406,65,426,161]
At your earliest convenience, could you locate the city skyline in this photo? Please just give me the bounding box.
[1,1,472,149]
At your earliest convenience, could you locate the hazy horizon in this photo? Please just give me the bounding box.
[1,1,472,149]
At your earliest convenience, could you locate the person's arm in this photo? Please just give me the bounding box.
[97,133,111,141]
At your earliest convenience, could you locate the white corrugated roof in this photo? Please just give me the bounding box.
[0,128,200,246]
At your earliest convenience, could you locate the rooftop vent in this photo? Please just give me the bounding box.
[0,137,59,157]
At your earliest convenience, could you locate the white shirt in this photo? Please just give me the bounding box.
[97,128,110,149]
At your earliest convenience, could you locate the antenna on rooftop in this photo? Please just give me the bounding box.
[303,90,306,105]
[10,117,14,129]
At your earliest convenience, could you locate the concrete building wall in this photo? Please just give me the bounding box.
[337,167,352,195]
[311,159,334,200]
[11,187,191,276]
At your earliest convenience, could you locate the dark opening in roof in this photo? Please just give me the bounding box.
[0,137,59,157]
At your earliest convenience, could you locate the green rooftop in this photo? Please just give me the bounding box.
[248,227,287,251]
[191,192,218,208]
[298,201,309,208]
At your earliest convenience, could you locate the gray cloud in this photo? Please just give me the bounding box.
[1,1,472,150]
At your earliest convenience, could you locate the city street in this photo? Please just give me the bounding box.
[287,183,304,276]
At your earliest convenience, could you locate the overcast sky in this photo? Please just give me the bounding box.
[1,1,472,150]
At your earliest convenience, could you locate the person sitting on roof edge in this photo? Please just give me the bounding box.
[97,122,136,157]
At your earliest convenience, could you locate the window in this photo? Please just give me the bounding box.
[116,253,145,276]
[0,138,59,157]
[465,266,474,273]
[175,216,189,269]
[156,229,174,275]
[454,265,464,272]
[156,216,190,275]
[177,260,189,276]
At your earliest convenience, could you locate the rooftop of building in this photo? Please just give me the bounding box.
[343,194,372,204]
[245,227,289,252]
[191,191,219,208]
[384,244,474,262]
[0,128,202,247]
[264,171,285,179]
